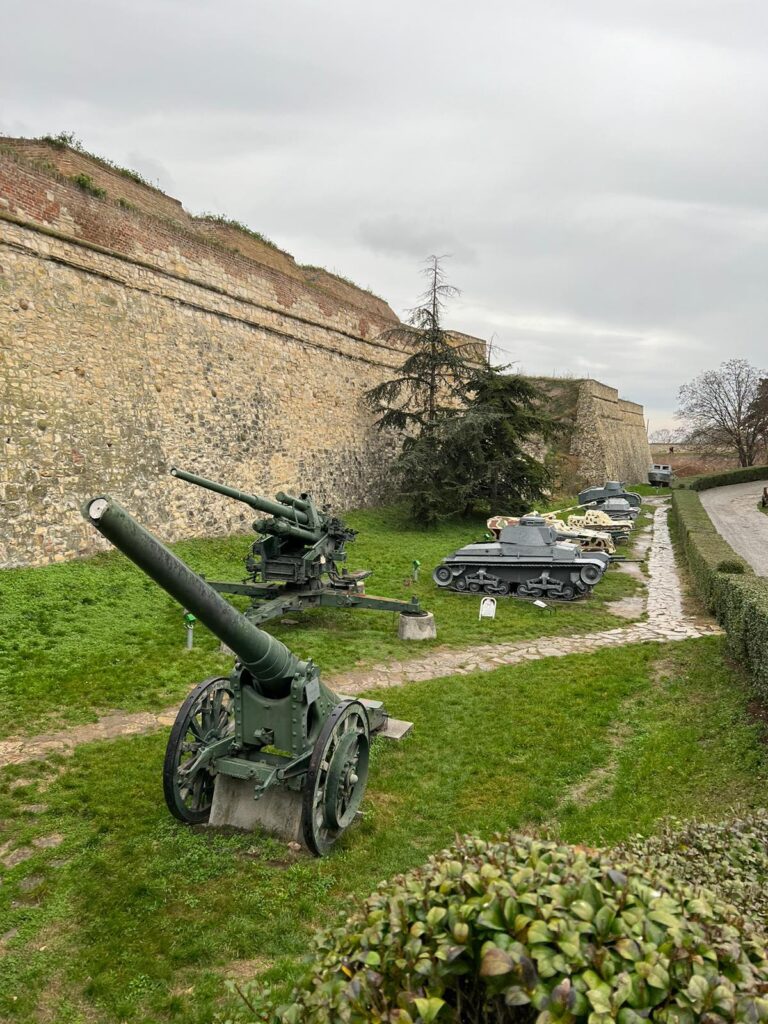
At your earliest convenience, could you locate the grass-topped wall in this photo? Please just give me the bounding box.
[671,487,768,699]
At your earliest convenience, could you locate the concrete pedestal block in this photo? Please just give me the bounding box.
[208,775,304,843]
[398,612,437,640]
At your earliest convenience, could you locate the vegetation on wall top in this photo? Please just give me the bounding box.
[36,131,158,191]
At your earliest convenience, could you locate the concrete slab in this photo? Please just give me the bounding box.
[377,717,414,741]
[208,775,304,842]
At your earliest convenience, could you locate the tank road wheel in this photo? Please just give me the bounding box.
[558,583,576,601]
[494,581,511,596]
[517,582,532,598]
[580,563,603,587]
[302,700,370,857]
[433,565,453,587]
[163,677,234,824]
[455,578,468,592]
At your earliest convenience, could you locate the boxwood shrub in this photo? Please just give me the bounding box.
[251,833,768,1023]
[671,489,768,696]
[680,465,768,491]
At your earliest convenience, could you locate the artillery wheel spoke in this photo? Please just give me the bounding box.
[163,677,234,825]
[302,700,370,856]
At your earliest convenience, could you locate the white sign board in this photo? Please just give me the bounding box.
[479,596,497,620]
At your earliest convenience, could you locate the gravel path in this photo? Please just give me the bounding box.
[699,479,768,576]
[0,504,720,768]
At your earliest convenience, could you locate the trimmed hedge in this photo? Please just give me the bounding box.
[679,465,768,492]
[671,488,768,698]
[248,833,768,1024]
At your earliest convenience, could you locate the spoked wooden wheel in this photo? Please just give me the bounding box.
[302,700,370,856]
[163,677,234,824]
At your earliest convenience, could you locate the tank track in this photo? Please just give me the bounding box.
[433,565,596,601]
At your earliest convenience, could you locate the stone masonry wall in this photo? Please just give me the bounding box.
[0,140,649,568]
[571,379,651,485]
[0,142,468,567]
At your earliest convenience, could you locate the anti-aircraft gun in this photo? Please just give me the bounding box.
[170,467,424,626]
[83,495,412,855]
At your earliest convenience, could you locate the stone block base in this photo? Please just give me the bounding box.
[208,775,304,844]
[398,612,437,640]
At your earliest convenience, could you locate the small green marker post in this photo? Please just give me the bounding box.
[412,559,421,582]
[183,610,197,651]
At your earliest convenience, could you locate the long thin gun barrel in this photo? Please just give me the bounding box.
[83,496,303,699]
[169,466,311,526]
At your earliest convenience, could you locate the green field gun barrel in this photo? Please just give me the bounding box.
[83,496,303,699]
[254,517,323,544]
[169,466,311,526]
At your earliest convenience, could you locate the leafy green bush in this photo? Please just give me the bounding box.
[684,465,768,492]
[248,833,768,1023]
[617,814,768,929]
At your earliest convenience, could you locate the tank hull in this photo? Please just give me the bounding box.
[433,542,607,601]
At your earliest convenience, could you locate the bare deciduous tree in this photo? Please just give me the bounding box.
[649,427,687,446]
[676,359,768,466]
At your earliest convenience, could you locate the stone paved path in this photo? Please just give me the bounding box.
[700,479,768,576]
[0,504,720,768]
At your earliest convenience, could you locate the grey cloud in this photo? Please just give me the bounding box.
[5,0,768,429]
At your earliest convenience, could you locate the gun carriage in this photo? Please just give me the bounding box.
[83,496,411,855]
[170,467,424,626]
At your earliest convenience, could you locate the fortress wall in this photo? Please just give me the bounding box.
[0,144,425,568]
[0,140,647,568]
[571,379,651,485]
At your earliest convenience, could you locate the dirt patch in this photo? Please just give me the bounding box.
[221,956,273,980]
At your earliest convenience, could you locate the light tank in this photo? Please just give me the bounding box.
[598,497,640,522]
[487,513,616,555]
[433,515,608,601]
[578,481,642,510]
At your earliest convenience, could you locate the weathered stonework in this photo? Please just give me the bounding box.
[571,379,651,484]
[0,139,649,568]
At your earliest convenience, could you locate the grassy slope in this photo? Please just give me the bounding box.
[0,506,641,738]
[0,637,764,1023]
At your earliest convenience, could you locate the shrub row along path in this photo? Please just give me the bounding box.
[699,479,768,576]
[0,502,721,768]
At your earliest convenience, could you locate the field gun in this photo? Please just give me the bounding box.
[83,496,412,855]
[170,466,426,628]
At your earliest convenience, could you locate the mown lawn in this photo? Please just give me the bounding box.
[0,637,764,1024]
[0,505,642,738]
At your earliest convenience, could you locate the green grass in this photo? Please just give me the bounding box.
[0,637,764,1023]
[0,506,641,739]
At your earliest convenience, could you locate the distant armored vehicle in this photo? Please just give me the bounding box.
[487,513,616,554]
[648,463,673,487]
[578,481,642,510]
[433,515,608,601]
[599,497,640,522]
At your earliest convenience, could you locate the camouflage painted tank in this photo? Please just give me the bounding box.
[433,515,608,601]
[578,481,642,510]
[568,509,633,545]
[487,513,616,555]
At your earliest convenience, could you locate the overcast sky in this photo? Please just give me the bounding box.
[3,0,767,430]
